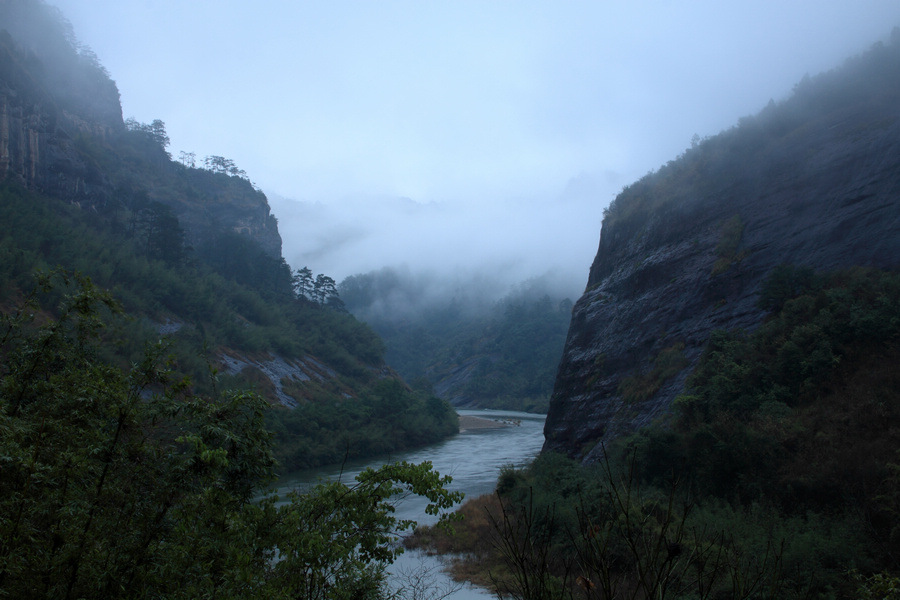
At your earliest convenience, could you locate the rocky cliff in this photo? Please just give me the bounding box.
[544,35,900,461]
[0,0,281,257]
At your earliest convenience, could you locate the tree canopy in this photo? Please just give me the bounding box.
[0,271,462,599]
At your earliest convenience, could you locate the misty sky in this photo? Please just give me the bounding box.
[50,1,899,295]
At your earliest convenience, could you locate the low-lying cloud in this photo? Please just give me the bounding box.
[268,169,623,300]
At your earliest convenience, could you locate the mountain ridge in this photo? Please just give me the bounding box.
[545,32,900,460]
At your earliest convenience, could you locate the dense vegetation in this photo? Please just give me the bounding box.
[413,265,900,598]
[423,36,900,598]
[340,268,573,412]
[0,0,459,471]
[0,273,462,598]
[1,4,466,595]
[602,31,900,234]
[267,379,459,472]
[0,182,460,470]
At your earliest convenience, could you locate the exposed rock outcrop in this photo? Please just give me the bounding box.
[0,10,282,258]
[429,355,488,408]
[544,38,900,461]
[219,352,327,408]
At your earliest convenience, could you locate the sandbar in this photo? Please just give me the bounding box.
[458,415,512,432]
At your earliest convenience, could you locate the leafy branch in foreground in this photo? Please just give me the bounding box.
[0,271,462,600]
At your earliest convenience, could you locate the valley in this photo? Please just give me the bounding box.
[2,1,900,598]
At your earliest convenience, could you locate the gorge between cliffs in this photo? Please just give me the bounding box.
[3,1,900,598]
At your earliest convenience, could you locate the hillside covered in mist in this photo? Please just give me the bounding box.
[340,268,573,412]
[546,28,900,459]
[410,28,900,600]
[0,0,458,471]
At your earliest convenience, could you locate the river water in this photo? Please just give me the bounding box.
[274,409,547,599]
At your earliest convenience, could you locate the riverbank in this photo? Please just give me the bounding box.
[277,409,546,600]
[457,415,513,432]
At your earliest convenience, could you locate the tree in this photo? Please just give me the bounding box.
[326,293,347,312]
[125,117,170,157]
[200,155,248,179]
[315,273,338,305]
[292,270,342,307]
[178,150,197,168]
[292,266,315,301]
[147,119,170,151]
[204,155,231,174]
[228,164,248,179]
[132,200,187,265]
[203,155,245,177]
[0,271,462,599]
[268,462,463,597]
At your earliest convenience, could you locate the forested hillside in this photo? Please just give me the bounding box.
[0,0,458,471]
[0,271,463,598]
[0,2,467,596]
[340,268,572,412]
[411,30,900,599]
[545,29,900,459]
[416,265,900,598]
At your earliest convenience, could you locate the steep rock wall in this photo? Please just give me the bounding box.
[0,22,282,258]
[544,41,900,461]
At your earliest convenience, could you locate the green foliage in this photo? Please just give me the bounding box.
[202,155,248,179]
[0,182,461,471]
[290,267,342,307]
[1,1,462,527]
[601,35,900,237]
[131,199,189,266]
[268,461,463,598]
[757,263,821,311]
[125,117,171,156]
[456,294,571,412]
[678,267,900,428]
[621,266,900,586]
[854,570,900,600]
[0,273,462,599]
[340,270,572,412]
[196,230,294,300]
[416,452,791,599]
[416,266,900,598]
[617,342,689,404]
[266,379,459,473]
[711,214,745,275]
[0,182,383,377]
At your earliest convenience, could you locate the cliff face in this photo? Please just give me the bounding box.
[0,28,119,191]
[544,38,900,461]
[0,2,438,449]
[0,4,281,258]
[154,166,283,258]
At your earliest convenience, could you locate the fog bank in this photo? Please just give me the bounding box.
[268,170,620,299]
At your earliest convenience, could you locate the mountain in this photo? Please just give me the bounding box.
[0,0,458,470]
[544,30,900,460]
[411,32,900,597]
[0,0,280,257]
[339,268,572,412]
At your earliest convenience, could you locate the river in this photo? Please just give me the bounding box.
[274,409,547,599]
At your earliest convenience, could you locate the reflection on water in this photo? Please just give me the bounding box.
[275,409,546,600]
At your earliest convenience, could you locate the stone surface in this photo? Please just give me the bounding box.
[0,22,282,258]
[544,44,900,461]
